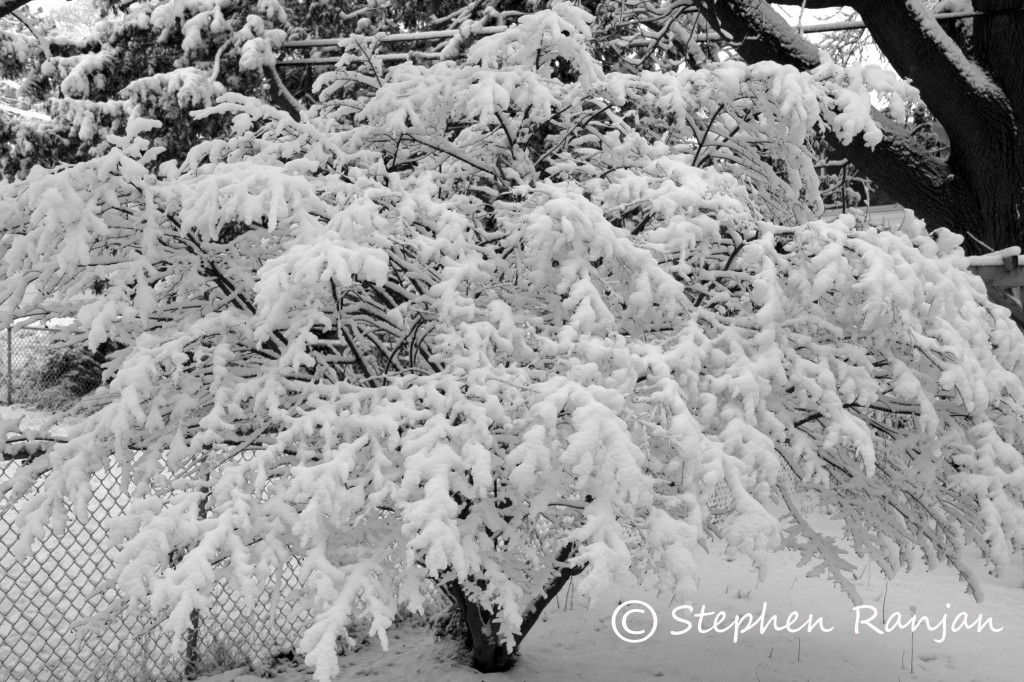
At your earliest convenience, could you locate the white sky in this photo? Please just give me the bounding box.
[33,0,77,9]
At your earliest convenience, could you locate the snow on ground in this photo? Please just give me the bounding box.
[5,403,1017,682]
[0,404,65,432]
[0,405,128,682]
[195,513,1023,682]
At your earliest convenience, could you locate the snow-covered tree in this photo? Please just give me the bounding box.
[0,0,293,177]
[0,0,532,178]
[603,0,1024,252]
[3,1,1024,676]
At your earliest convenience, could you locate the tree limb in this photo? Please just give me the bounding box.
[848,0,1023,248]
[973,1,1024,130]
[515,542,585,646]
[701,0,820,69]
[850,1,1014,165]
[0,0,32,21]
[698,0,1021,247]
[2,436,65,462]
[771,0,846,7]
[11,9,50,59]
[823,113,980,234]
[262,64,304,121]
[698,2,970,227]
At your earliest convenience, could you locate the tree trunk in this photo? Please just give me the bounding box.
[442,543,584,672]
[700,0,1024,252]
[446,582,517,673]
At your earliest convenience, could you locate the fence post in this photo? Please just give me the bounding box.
[6,327,12,405]
[184,598,203,679]
[183,478,210,679]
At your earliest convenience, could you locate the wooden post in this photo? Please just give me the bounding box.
[969,255,1024,330]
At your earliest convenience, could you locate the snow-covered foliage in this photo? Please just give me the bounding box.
[0,0,290,178]
[0,0,527,179]
[2,2,1024,678]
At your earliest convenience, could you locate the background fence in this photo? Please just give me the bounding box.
[0,326,70,406]
[0,458,314,681]
[0,324,814,682]
[0,325,313,681]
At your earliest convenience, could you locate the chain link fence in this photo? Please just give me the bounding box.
[1,323,313,680]
[0,326,82,407]
[0,325,819,681]
[0,461,807,682]
[0,458,314,682]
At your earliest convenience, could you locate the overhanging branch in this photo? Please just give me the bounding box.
[697,0,1010,245]
[823,113,980,233]
[849,0,1015,166]
[700,0,820,68]
[0,0,32,21]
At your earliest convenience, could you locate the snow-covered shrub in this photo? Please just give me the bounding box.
[14,345,103,410]
[0,328,101,409]
[2,3,1024,678]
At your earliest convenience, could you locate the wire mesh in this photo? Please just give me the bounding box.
[0,458,313,681]
[0,324,816,681]
[0,326,84,407]
[704,462,811,528]
[0,325,313,680]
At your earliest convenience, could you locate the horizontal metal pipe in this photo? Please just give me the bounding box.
[282,24,507,50]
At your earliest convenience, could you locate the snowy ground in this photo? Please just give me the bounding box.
[1,405,307,682]
[5,404,1020,682]
[0,406,133,681]
[196,514,1023,682]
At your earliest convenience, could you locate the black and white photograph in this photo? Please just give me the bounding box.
[2,1,1023,681]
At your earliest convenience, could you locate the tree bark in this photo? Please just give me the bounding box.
[971,0,1024,249]
[445,581,518,673]
[442,543,584,672]
[699,0,1024,251]
[974,0,1024,123]
[850,0,1023,251]
[0,0,32,20]
[700,0,820,69]
[822,114,980,238]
